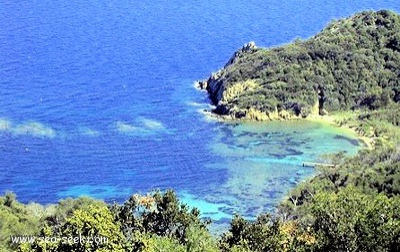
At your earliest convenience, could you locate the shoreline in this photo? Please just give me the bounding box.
[198,103,375,150]
[305,114,375,150]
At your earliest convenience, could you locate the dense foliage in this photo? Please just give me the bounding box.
[2,177,399,251]
[0,191,217,252]
[202,10,400,119]
[282,145,400,209]
[2,145,400,251]
[1,9,400,252]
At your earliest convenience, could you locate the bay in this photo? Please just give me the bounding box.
[0,0,399,223]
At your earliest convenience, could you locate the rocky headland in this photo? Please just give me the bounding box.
[197,10,400,125]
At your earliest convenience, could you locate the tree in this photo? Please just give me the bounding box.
[21,205,126,252]
[310,187,400,251]
[220,214,315,252]
[112,190,207,245]
[0,193,42,252]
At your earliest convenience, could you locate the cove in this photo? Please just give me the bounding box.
[0,0,395,230]
[178,118,363,224]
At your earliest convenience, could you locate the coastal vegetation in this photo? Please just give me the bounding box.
[1,9,400,251]
[198,10,400,121]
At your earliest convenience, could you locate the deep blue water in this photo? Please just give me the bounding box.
[1,1,399,223]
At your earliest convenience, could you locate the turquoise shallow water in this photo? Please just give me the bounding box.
[179,120,363,223]
[1,0,399,225]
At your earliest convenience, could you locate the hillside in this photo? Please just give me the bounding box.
[2,10,400,252]
[199,10,400,121]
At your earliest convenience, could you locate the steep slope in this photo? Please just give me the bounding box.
[199,10,400,120]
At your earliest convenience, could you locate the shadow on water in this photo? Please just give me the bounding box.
[334,134,360,146]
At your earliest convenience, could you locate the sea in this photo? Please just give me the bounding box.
[1,0,399,227]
